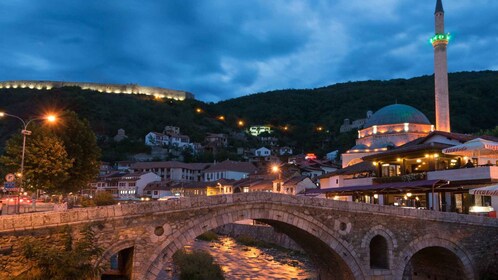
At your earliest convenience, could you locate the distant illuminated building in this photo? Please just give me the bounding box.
[249,125,272,136]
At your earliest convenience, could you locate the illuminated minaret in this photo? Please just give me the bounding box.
[431,0,451,132]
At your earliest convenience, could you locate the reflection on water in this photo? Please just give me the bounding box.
[179,236,318,280]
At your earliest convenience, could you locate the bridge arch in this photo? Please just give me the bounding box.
[97,239,136,269]
[361,225,397,270]
[394,235,475,279]
[139,203,365,280]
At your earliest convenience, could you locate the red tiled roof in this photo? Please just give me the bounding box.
[203,160,257,174]
[144,181,172,191]
[283,175,309,185]
[171,181,212,189]
[132,161,210,170]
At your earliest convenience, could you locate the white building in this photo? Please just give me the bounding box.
[145,132,169,146]
[255,147,271,157]
[273,175,317,195]
[203,160,257,182]
[131,161,209,182]
[91,171,160,199]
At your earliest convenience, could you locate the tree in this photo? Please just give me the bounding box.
[16,225,103,280]
[0,125,73,192]
[50,111,101,193]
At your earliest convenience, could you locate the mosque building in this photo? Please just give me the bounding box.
[316,0,498,214]
[341,0,449,168]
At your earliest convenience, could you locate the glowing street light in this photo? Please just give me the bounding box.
[237,120,245,127]
[271,165,280,173]
[0,112,57,213]
[271,164,281,181]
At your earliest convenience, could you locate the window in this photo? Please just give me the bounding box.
[370,235,389,269]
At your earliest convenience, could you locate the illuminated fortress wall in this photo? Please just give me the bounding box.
[0,80,194,100]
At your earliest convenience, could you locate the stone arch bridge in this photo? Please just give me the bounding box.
[1,193,497,279]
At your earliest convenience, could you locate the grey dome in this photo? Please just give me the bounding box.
[364,104,430,128]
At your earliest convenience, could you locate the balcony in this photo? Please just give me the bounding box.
[342,177,373,187]
[373,173,427,184]
[427,166,498,183]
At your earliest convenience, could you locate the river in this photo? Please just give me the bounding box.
[162,236,318,280]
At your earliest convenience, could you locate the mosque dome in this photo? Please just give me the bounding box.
[364,104,430,128]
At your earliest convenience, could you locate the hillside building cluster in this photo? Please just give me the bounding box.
[88,157,339,201]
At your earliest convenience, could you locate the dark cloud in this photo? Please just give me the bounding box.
[0,1,497,102]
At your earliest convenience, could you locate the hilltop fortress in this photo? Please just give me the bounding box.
[0,80,194,100]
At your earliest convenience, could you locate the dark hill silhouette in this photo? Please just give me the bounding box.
[1,71,497,159]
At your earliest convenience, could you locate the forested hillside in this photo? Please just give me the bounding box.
[213,71,498,152]
[1,71,497,159]
[215,71,498,134]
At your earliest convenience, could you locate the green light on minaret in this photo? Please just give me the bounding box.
[430,33,451,45]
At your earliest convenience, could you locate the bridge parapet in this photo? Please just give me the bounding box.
[1,193,497,233]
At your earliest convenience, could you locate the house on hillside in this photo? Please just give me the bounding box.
[116,161,135,172]
[273,175,317,195]
[113,129,128,142]
[145,126,193,149]
[205,133,228,147]
[279,146,293,156]
[145,132,169,146]
[255,147,271,157]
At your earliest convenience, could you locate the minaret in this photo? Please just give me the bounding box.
[431,0,451,132]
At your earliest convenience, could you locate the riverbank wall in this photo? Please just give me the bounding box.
[215,223,304,253]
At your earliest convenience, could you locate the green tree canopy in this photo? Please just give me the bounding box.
[0,125,73,192]
[49,111,101,193]
[0,111,100,194]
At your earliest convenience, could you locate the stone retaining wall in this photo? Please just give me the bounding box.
[215,223,304,252]
[0,80,194,100]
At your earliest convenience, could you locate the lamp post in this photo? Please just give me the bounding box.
[0,112,57,213]
[271,164,282,193]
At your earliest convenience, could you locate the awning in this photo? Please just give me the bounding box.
[309,179,448,195]
[469,184,498,196]
[442,138,498,158]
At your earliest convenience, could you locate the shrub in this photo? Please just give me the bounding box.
[93,192,116,206]
[196,231,219,242]
[15,225,103,280]
[173,249,224,280]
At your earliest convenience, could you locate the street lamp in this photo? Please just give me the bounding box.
[0,112,57,213]
[271,164,282,193]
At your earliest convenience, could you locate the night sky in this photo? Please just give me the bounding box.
[0,1,497,102]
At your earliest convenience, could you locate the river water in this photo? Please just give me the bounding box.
[164,236,318,280]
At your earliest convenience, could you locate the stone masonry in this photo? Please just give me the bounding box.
[0,193,497,279]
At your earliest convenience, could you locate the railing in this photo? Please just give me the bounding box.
[373,173,427,184]
[427,166,498,182]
